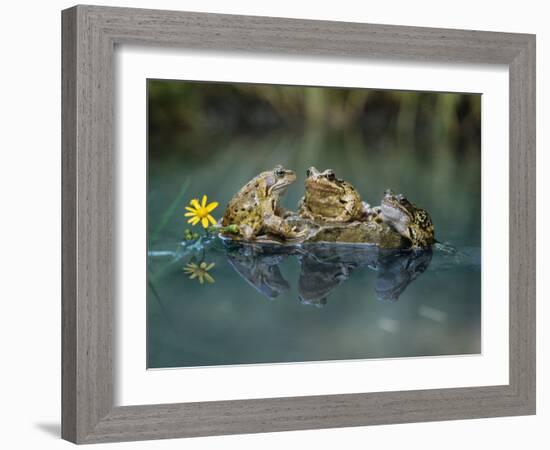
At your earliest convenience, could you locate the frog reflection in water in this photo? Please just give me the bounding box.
[225,243,291,300]
[221,166,307,242]
[297,253,354,307]
[380,189,435,248]
[374,249,432,302]
[223,242,431,305]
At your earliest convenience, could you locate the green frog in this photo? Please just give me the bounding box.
[299,167,364,223]
[221,165,306,241]
[380,189,435,248]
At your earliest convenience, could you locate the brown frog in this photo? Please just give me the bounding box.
[380,189,435,248]
[221,165,306,241]
[289,167,408,248]
[299,167,364,223]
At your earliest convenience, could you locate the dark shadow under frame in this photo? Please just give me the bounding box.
[61,4,535,444]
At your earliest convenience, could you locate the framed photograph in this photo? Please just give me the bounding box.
[62,5,536,444]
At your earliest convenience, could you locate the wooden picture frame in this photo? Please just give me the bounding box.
[61,4,536,444]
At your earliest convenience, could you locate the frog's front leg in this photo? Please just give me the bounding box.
[362,201,382,221]
[333,198,356,222]
[336,194,361,222]
[297,201,314,222]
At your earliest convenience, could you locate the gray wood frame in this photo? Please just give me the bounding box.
[62,4,536,444]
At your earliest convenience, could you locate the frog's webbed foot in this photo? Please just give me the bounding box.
[288,227,310,240]
[434,241,458,255]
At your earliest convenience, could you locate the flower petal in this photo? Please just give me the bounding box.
[201,195,208,208]
[206,201,218,212]
[189,273,198,279]
[191,199,201,209]
[205,263,215,271]
[188,217,198,224]
[185,206,197,213]
[201,217,209,228]
[198,275,204,284]
[207,214,217,226]
[184,212,196,217]
[204,273,215,283]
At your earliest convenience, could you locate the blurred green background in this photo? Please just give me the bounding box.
[147,79,481,368]
[148,80,481,246]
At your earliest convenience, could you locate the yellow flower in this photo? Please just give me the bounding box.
[184,195,218,228]
[183,262,215,284]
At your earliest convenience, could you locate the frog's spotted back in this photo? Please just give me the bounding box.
[409,207,435,248]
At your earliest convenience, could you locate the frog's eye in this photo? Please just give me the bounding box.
[326,171,336,181]
[275,167,285,177]
[306,169,311,177]
[397,194,406,203]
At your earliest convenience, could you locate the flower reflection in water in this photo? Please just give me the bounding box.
[184,261,216,284]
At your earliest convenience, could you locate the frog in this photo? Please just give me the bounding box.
[379,189,435,248]
[298,167,364,223]
[224,242,290,300]
[297,254,353,307]
[221,165,307,241]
